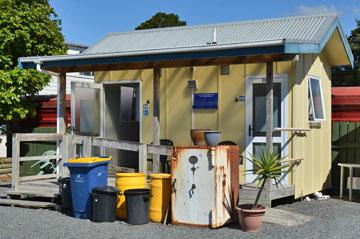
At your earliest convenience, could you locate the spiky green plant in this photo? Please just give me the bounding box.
[247,150,291,209]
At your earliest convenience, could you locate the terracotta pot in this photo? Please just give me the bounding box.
[190,129,210,146]
[237,204,266,232]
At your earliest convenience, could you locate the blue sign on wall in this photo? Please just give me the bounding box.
[193,93,218,109]
[143,104,149,116]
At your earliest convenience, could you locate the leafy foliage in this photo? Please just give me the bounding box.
[349,20,360,67]
[332,19,360,86]
[0,68,50,122]
[247,150,289,185]
[135,12,186,30]
[0,0,66,129]
[247,150,291,209]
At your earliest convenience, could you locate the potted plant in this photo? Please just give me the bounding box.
[237,150,292,232]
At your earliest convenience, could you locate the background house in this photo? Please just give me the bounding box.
[39,43,94,95]
[2,43,94,176]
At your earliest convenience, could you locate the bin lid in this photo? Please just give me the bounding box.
[67,156,112,164]
[92,186,119,195]
[124,188,150,196]
[57,177,70,184]
[150,173,171,179]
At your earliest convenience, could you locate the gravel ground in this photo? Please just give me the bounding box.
[0,198,359,239]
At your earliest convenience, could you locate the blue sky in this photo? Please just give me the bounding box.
[51,0,360,46]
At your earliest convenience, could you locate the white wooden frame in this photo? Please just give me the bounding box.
[11,133,173,191]
[70,81,104,137]
[245,74,289,184]
[308,75,326,122]
[11,133,64,191]
[101,80,142,143]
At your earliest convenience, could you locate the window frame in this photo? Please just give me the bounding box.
[308,75,326,122]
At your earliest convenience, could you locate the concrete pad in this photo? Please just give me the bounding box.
[263,208,314,227]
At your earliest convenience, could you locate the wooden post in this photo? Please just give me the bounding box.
[265,62,273,189]
[153,68,161,173]
[340,165,344,199]
[11,134,20,191]
[57,73,67,176]
[265,62,273,153]
[349,166,353,201]
[68,135,76,159]
[57,72,67,134]
[138,144,148,174]
[59,134,70,177]
[83,136,92,157]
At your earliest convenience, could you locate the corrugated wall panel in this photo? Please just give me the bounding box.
[219,64,246,183]
[290,54,332,198]
[165,68,192,145]
[193,66,218,131]
[95,55,333,198]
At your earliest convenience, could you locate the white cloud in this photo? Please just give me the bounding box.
[294,4,338,16]
[352,7,360,15]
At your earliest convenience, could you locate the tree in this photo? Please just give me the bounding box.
[348,19,360,68]
[0,0,67,130]
[135,12,186,30]
[332,20,360,86]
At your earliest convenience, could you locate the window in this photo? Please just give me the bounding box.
[308,76,325,121]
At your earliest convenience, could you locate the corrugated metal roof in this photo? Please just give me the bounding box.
[18,13,353,71]
[83,14,337,55]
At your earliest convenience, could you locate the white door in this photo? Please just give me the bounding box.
[245,75,288,184]
[71,82,104,156]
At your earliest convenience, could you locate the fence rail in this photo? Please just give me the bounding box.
[73,135,173,174]
[12,133,63,191]
[12,133,173,191]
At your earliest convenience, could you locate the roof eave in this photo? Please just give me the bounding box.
[18,40,288,71]
[283,18,354,67]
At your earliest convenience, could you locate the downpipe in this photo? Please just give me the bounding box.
[35,62,62,175]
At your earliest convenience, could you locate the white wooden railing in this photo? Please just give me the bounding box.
[11,133,173,191]
[11,133,63,191]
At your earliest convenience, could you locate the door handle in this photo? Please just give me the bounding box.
[171,178,176,193]
[248,125,253,137]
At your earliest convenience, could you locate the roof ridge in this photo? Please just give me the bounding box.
[105,13,338,37]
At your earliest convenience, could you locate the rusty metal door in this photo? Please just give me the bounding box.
[171,146,239,228]
[172,148,214,226]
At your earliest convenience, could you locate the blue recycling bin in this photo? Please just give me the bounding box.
[64,157,111,219]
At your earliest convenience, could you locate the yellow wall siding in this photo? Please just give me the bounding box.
[193,66,219,131]
[290,54,332,198]
[323,29,351,66]
[140,69,154,144]
[94,55,332,198]
[289,55,307,196]
[94,71,110,83]
[110,69,141,81]
[219,64,246,183]
[164,68,192,145]
[160,69,166,139]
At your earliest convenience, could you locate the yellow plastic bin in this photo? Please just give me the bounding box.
[149,173,171,223]
[115,173,146,219]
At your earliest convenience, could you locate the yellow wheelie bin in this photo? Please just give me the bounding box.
[115,173,146,219]
[149,173,171,223]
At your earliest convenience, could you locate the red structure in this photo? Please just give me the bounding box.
[332,87,360,122]
[24,95,71,128]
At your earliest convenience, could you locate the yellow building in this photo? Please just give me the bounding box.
[20,14,353,205]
